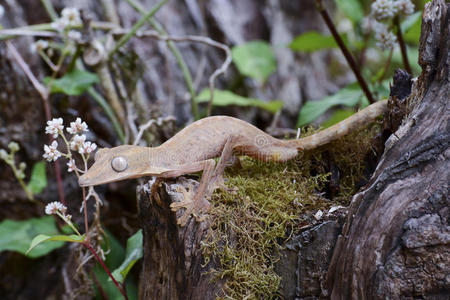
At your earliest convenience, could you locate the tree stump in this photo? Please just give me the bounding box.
[138,178,225,299]
[325,0,449,298]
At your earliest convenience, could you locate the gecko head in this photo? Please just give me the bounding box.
[78,145,169,187]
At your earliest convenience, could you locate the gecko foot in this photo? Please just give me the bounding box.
[170,186,211,226]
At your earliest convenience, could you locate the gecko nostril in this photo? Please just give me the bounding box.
[111,156,128,172]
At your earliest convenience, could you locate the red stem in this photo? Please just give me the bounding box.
[394,15,412,74]
[315,0,375,104]
[83,243,129,300]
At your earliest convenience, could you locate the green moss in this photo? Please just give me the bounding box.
[202,123,381,299]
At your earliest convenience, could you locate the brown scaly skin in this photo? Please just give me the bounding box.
[79,100,387,226]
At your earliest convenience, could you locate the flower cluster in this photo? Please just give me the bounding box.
[396,0,415,16]
[45,118,64,138]
[371,0,414,21]
[371,0,398,21]
[51,7,82,32]
[45,201,67,215]
[0,142,26,180]
[43,117,96,173]
[375,25,397,50]
[43,141,61,162]
[368,0,414,50]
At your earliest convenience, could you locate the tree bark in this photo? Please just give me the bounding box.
[138,178,225,299]
[324,0,449,298]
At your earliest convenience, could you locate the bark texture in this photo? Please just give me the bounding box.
[138,178,224,299]
[325,1,449,298]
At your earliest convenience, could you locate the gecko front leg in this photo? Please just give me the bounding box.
[167,137,237,226]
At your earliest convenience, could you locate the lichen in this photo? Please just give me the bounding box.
[202,122,381,299]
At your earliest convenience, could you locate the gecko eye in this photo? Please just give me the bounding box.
[111,156,128,172]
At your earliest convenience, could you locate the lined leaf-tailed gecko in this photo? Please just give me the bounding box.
[79,100,387,226]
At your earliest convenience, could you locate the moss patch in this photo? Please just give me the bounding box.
[202,123,381,299]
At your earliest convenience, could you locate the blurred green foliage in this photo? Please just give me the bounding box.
[231,40,277,83]
[0,217,65,258]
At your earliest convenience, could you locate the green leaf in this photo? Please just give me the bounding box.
[403,12,422,45]
[111,230,143,283]
[321,109,355,128]
[0,216,64,258]
[26,234,85,255]
[45,69,99,95]
[231,41,276,82]
[197,89,283,113]
[297,83,363,127]
[335,0,364,23]
[27,161,47,195]
[290,31,341,52]
[93,230,138,300]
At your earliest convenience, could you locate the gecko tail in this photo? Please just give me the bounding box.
[287,99,388,151]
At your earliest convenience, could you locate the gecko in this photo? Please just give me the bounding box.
[79,100,387,226]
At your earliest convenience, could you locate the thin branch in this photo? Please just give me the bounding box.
[125,0,200,119]
[378,48,393,83]
[100,0,121,25]
[393,15,412,74]
[83,242,129,300]
[87,87,125,143]
[6,41,66,205]
[108,0,168,57]
[314,0,375,104]
[133,115,175,145]
[6,41,50,101]
[113,29,232,116]
[0,29,58,38]
[40,0,58,21]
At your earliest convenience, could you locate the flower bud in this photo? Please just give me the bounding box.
[8,142,19,152]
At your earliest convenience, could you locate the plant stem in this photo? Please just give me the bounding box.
[40,0,58,21]
[394,15,412,74]
[6,41,66,205]
[87,87,125,143]
[125,0,199,120]
[109,0,168,57]
[83,242,129,300]
[378,48,393,83]
[314,0,375,104]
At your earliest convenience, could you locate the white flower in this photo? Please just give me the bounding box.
[30,40,49,53]
[70,134,86,151]
[51,18,69,32]
[395,0,414,16]
[45,118,64,138]
[371,0,398,21]
[375,25,397,50]
[61,7,82,26]
[67,159,76,172]
[43,141,61,162]
[79,141,97,154]
[45,201,67,215]
[67,118,88,134]
[68,30,82,42]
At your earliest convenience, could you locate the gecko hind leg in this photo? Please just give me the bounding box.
[170,136,237,226]
[170,159,215,226]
